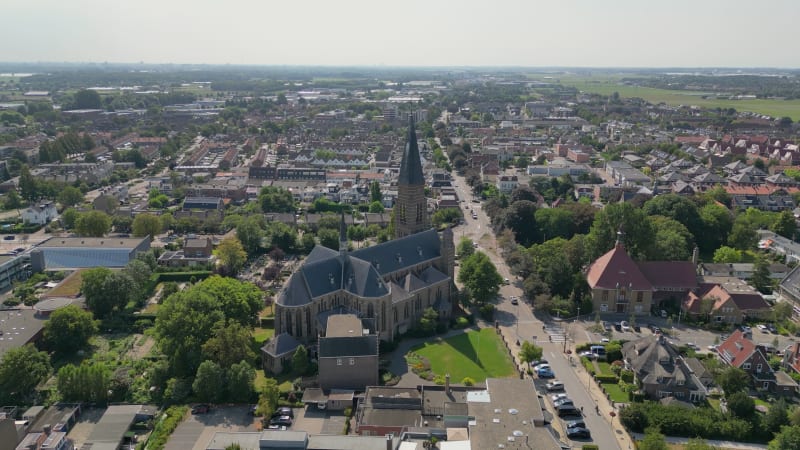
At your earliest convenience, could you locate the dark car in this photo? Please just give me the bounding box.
[191,404,210,414]
[557,405,581,418]
[565,419,586,429]
[3,235,14,241]
[272,407,294,419]
[269,415,293,427]
[633,325,641,333]
[613,324,622,332]
[566,427,591,439]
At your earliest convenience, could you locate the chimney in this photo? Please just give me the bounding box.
[445,373,451,394]
[43,424,51,435]
[692,246,699,266]
[386,434,393,450]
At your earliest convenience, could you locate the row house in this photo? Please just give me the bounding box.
[719,330,796,396]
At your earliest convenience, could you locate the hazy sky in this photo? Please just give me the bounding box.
[3,0,798,67]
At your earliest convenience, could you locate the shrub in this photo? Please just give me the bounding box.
[433,375,446,385]
[453,316,471,329]
[582,445,600,450]
[462,377,475,386]
[581,357,595,375]
[620,370,634,383]
[139,405,187,450]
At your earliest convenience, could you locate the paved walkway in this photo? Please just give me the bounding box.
[630,433,768,449]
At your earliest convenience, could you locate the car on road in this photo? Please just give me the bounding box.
[566,427,591,439]
[504,278,510,285]
[565,419,586,429]
[511,297,519,305]
[537,367,555,378]
[551,393,569,402]
[191,404,210,414]
[545,381,564,392]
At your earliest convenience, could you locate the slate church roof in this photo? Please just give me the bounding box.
[398,116,425,186]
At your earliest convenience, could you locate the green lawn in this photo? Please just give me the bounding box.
[601,382,629,403]
[529,73,800,120]
[253,327,274,344]
[595,361,615,376]
[408,328,516,382]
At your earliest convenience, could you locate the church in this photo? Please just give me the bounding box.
[263,118,455,373]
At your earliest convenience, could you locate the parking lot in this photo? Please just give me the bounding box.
[578,316,798,355]
[165,405,256,450]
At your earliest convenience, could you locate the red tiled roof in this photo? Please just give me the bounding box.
[638,261,697,289]
[586,243,653,291]
[717,330,755,368]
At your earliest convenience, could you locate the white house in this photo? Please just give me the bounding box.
[22,201,58,225]
[496,175,519,194]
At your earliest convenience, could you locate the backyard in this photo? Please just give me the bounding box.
[407,328,516,382]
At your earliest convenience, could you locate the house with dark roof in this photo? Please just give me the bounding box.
[718,330,796,395]
[317,314,379,391]
[622,335,707,402]
[585,238,697,315]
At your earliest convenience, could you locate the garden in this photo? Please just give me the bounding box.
[406,328,516,383]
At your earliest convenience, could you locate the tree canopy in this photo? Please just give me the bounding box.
[43,305,98,354]
[458,251,502,304]
[0,344,52,405]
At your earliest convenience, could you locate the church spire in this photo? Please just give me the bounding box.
[398,116,424,186]
[339,211,347,256]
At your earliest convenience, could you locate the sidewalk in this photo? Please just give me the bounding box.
[630,433,768,450]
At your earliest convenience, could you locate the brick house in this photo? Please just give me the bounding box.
[718,330,796,395]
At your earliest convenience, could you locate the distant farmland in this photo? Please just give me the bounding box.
[531,74,800,121]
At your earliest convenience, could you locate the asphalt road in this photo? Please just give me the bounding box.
[449,172,624,450]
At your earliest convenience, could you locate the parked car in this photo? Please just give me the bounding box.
[546,381,564,392]
[2,235,14,241]
[272,407,294,419]
[565,419,586,429]
[551,393,569,402]
[553,398,574,408]
[511,297,519,305]
[557,405,581,418]
[707,345,718,352]
[537,367,555,378]
[191,404,210,415]
[767,324,778,333]
[533,363,550,371]
[566,427,591,439]
[531,359,548,367]
[620,321,631,332]
[269,415,293,427]
[579,351,598,360]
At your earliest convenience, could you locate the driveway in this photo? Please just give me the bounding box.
[165,405,255,450]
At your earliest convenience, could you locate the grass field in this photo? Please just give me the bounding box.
[530,73,800,120]
[409,328,516,382]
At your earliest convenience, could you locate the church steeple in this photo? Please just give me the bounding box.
[394,116,429,239]
[339,211,348,256]
[398,116,425,186]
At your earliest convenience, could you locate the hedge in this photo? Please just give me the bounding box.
[582,445,599,450]
[138,405,187,450]
[594,374,620,384]
[581,357,595,375]
[152,271,212,283]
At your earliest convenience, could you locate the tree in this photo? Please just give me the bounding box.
[82,267,131,319]
[519,341,543,364]
[699,203,733,253]
[192,276,264,326]
[368,201,385,213]
[61,207,79,229]
[727,391,755,418]
[132,213,163,238]
[502,200,539,246]
[585,202,654,260]
[71,89,102,109]
[3,190,22,210]
[259,186,295,213]
[236,215,265,255]
[75,210,112,237]
[457,236,475,258]
[43,305,98,354]
[766,398,790,433]
[266,222,297,253]
[535,208,575,241]
[458,251,503,304]
[713,246,742,263]
[650,216,694,261]
[155,290,225,377]
[750,256,773,294]
[216,236,247,275]
[201,322,257,368]
[226,361,255,403]
[772,210,797,239]
[292,345,309,375]
[318,228,339,250]
[728,216,758,250]
[257,378,280,416]
[193,360,225,403]
[769,425,800,450]
[644,194,702,241]
[300,232,316,254]
[638,427,668,450]
[19,165,37,201]
[57,362,109,403]
[370,181,382,202]
[0,344,51,405]
[716,366,750,395]
[57,186,84,208]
